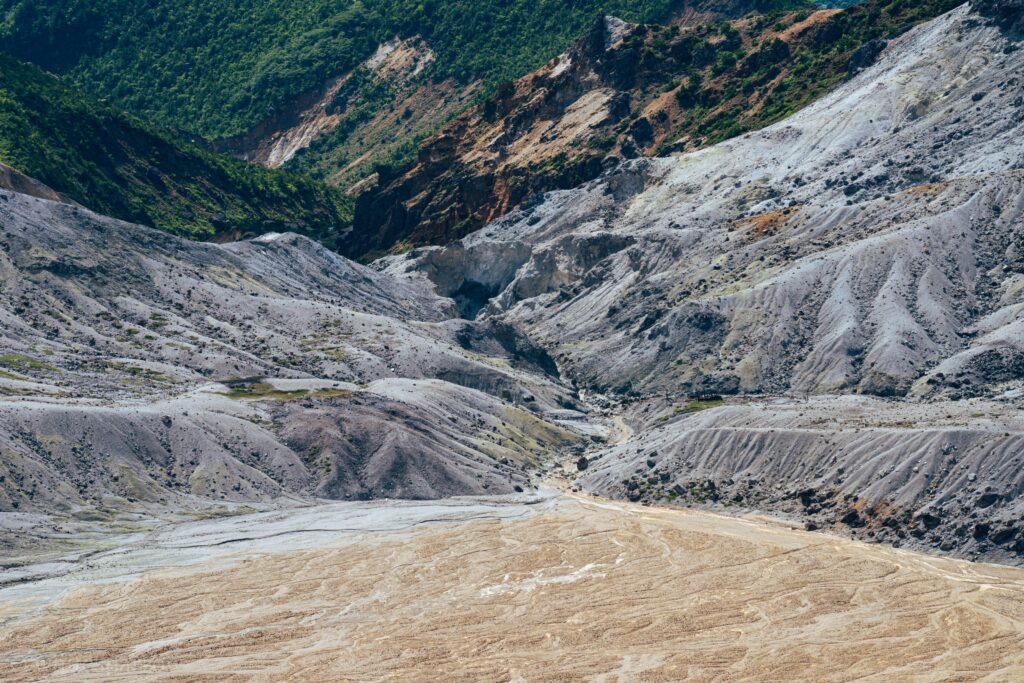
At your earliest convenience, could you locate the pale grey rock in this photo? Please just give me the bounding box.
[579,396,1024,562]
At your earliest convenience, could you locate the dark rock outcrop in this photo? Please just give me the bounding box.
[973,0,1024,34]
[847,38,888,77]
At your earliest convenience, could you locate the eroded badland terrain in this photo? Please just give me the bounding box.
[3,1,1024,680]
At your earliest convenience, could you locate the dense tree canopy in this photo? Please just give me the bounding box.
[0,53,351,243]
[0,0,806,139]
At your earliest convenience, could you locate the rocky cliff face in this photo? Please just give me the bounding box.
[213,35,481,191]
[347,15,647,259]
[218,37,438,169]
[346,0,960,260]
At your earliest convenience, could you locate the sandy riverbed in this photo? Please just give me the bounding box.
[2,492,1024,681]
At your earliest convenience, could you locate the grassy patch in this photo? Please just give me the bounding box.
[104,361,171,384]
[0,354,55,372]
[221,382,352,402]
[677,398,726,414]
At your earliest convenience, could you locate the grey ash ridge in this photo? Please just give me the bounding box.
[0,192,583,537]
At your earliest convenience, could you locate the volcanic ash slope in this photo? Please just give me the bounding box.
[387,4,1024,561]
[392,4,1024,400]
[0,189,585,535]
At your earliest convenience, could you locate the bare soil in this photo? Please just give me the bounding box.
[2,494,1023,681]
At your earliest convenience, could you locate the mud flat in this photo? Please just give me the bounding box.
[2,492,1024,682]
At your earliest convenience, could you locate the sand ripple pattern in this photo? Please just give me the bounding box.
[2,495,1024,681]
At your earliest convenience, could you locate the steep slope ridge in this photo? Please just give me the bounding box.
[350,0,960,259]
[0,54,352,244]
[385,3,1024,560]
[0,190,584,521]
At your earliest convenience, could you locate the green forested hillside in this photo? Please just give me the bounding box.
[0,0,806,141]
[667,0,965,148]
[0,52,351,243]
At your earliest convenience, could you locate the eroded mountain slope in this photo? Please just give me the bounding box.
[214,35,484,192]
[579,394,1024,563]
[214,2,815,197]
[391,4,1024,399]
[0,190,585,523]
[383,3,1024,561]
[349,0,960,260]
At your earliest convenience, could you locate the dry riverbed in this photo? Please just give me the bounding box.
[2,491,1024,682]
